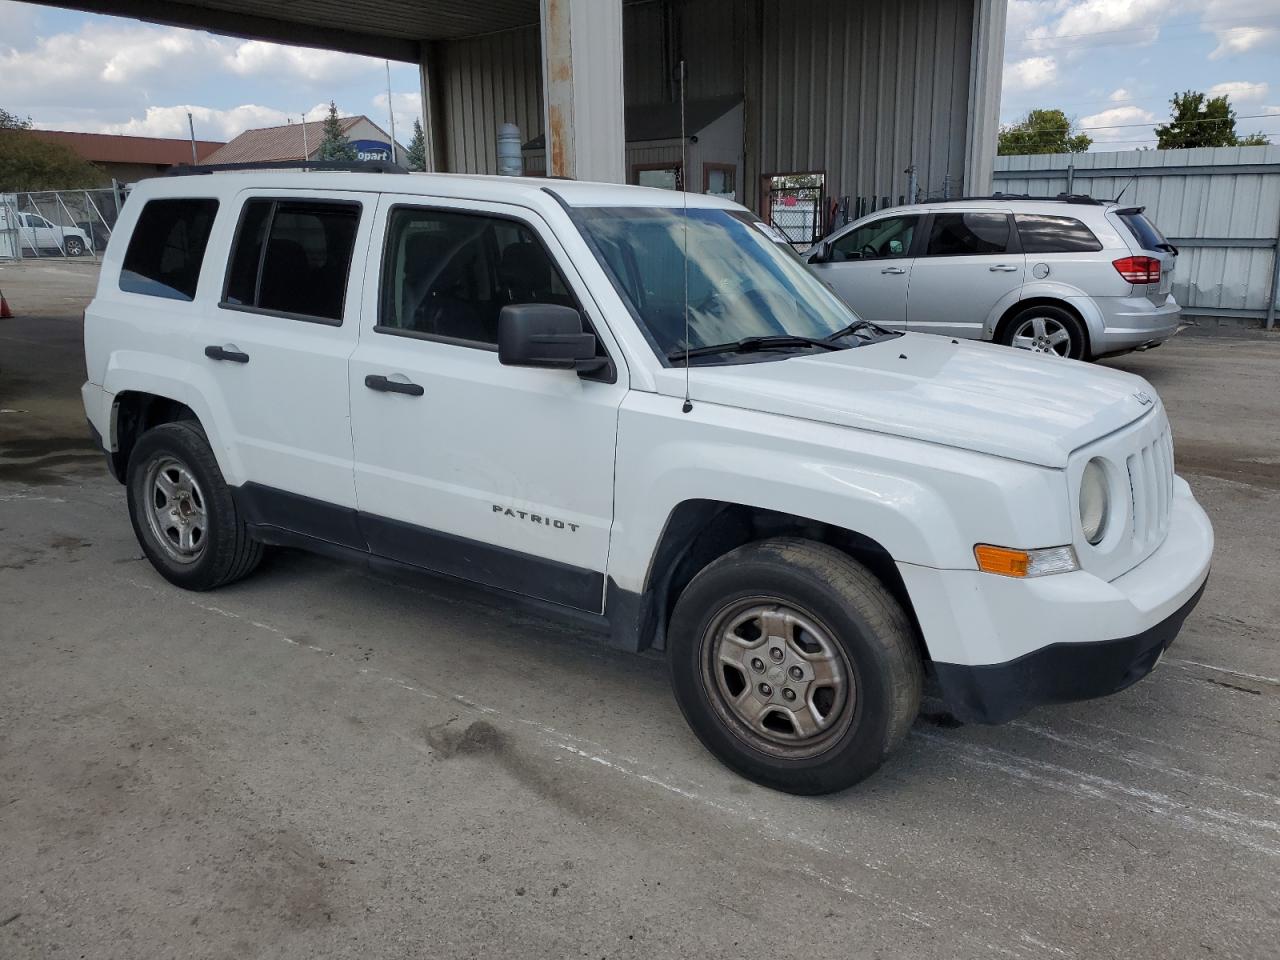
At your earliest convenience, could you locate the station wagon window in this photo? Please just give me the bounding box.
[378,207,577,348]
[829,215,919,261]
[925,212,1011,257]
[1015,214,1103,253]
[119,198,219,301]
[222,198,360,323]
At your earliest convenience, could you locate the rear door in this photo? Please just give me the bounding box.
[808,213,921,328]
[906,210,1024,339]
[197,189,373,541]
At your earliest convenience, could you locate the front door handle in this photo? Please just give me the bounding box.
[881,266,906,275]
[364,374,424,397]
[205,344,250,363]
[989,264,1019,272]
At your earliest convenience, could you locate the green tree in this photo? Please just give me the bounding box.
[318,101,357,162]
[997,108,1092,156]
[1155,90,1268,148]
[1,107,34,130]
[406,118,426,171]
[0,107,101,190]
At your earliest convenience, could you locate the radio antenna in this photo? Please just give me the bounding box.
[679,59,692,414]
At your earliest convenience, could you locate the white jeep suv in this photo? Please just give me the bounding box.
[81,171,1213,794]
[807,196,1181,360]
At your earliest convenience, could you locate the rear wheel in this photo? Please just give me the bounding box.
[667,538,922,795]
[126,421,262,590]
[999,304,1088,360]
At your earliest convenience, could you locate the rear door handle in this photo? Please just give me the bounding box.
[204,344,250,363]
[364,374,424,397]
[988,264,1019,272]
[881,266,906,275]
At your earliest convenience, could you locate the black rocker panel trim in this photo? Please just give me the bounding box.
[359,513,603,613]
[231,483,605,615]
[233,482,367,551]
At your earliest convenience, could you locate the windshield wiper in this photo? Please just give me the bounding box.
[823,319,897,343]
[667,335,844,364]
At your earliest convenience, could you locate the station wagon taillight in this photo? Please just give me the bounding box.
[1113,255,1161,284]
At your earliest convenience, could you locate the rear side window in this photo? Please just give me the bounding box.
[120,199,219,301]
[925,212,1011,256]
[222,198,361,323]
[1117,210,1170,252]
[378,206,576,347]
[1015,215,1103,253]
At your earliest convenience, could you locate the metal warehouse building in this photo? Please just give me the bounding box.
[43,0,1005,233]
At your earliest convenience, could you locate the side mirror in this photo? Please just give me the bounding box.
[810,240,834,264]
[498,303,608,372]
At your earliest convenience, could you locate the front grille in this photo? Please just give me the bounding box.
[1127,427,1173,550]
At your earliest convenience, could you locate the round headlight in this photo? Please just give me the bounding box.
[1079,458,1110,545]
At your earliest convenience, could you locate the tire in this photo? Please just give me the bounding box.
[126,421,262,591]
[998,304,1088,360]
[64,237,85,257]
[667,538,922,795]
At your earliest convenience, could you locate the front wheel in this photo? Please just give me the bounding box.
[126,421,262,591]
[667,538,922,795]
[998,305,1088,360]
[64,237,85,257]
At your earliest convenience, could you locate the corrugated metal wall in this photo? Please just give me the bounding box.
[434,0,979,213]
[438,25,543,175]
[755,0,973,210]
[994,146,1280,323]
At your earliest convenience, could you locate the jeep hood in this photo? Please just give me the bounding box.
[659,333,1156,468]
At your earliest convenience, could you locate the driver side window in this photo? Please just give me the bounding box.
[830,215,919,262]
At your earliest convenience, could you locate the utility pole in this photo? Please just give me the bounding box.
[385,60,399,164]
[187,112,198,163]
[301,111,309,161]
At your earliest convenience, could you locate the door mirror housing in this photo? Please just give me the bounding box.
[498,303,608,373]
[810,240,833,264]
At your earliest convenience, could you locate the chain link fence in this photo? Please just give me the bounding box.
[0,187,124,262]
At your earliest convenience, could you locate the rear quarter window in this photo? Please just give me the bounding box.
[1015,214,1103,253]
[1117,210,1170,252]
[119,198,219,301]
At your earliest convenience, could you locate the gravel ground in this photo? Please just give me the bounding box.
[2,259,1278,960]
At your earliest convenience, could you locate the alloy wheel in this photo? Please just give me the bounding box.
[1010,315,1073,356]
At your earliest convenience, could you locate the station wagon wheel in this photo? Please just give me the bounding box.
[667,538,922,795]
[999,304,1088,360]
[703,599,855,759]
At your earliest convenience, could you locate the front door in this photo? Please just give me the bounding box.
[198,190,372,540]
[347,196,626,613]
[809,213,920,328]
[906,211,1025,340]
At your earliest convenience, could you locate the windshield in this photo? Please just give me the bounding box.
[573,206,861,362]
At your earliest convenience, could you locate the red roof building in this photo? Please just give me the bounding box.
[20,130,225,185]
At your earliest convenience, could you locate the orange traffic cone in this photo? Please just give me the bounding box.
[0,290,12,319]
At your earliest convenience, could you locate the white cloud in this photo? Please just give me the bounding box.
[371,91,423,135]
[1078,105,1159,144]
[1209,25,1279,59]
[1022,0,1166,53]
[1004,56,1059,92]
[1208,81,1269,103]
[95,104,295,140]
[1261,105,1280,116]
[1109,88,1131,102]
[223,40,382,83]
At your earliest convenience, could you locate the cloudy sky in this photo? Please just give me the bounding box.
[2,0,1278,152]
[1002,0,1280,149]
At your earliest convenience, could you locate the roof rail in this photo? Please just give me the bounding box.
[914,193,1104,206]
[167,159,410,176]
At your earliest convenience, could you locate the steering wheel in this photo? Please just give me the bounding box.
[860,243,878,258]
